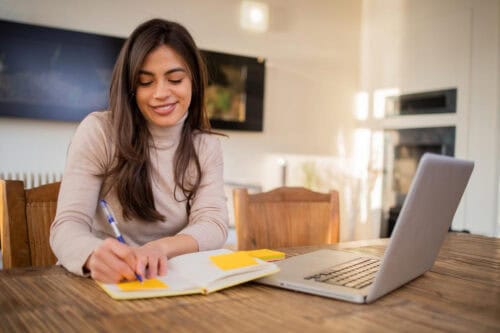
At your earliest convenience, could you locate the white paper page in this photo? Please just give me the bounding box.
[168,249,272,287]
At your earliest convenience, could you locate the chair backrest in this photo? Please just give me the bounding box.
[0,180,60,269]
[233,186,340,250]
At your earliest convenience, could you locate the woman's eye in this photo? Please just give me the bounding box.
[138,81,153,86]
[169,79,183,84]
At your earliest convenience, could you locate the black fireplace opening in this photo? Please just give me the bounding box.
[381,126,456,237]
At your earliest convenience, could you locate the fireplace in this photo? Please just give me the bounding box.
[381,127,455,237]
[380,88,457,237]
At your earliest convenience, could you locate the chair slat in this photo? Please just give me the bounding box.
[234,187,340,250]
[0,180,31,268]
[26,201,58,266]
[1,180,60,269]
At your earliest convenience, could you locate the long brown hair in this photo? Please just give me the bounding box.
[108,18,212,221]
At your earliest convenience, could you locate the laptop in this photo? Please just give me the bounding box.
[257,153,474,303]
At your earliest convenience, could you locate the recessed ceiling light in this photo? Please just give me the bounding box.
[240,1,269,33]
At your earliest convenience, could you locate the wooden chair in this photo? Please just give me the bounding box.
[233,187,340,250]
[0,180,60,269]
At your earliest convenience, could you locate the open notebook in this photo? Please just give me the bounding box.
[98,249,281,300]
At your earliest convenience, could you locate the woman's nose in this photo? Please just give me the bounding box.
[153,80,170,99]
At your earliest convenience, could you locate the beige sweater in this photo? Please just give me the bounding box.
[50,111,228,276]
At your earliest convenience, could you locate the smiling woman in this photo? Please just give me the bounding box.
[135,45,193,128]
[49,18,228,284]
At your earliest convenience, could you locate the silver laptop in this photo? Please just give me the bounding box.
[257,153,474,303]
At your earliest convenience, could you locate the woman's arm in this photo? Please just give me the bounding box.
[50,112,111,276]
[177,134,229,250]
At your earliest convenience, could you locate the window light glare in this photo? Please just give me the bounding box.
[355,91,369,121]
[373,88,400,119]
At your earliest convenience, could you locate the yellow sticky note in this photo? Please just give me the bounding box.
[242,249,286,261]
[210,252,258,270]
[117,278,169,291]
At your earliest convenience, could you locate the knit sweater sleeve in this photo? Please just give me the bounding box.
[178,134,229,250]
[49,112,111,276]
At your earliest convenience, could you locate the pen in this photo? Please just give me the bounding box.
[99,199,143,282]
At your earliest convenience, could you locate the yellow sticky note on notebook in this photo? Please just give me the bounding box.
[241,249,286,261]
[117,278,169,291]
[209,252,258,270]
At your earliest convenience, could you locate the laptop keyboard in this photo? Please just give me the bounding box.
[304,257,380,289]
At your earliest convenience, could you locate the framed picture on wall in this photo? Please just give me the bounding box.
[202,50,265,132]
[0,19,124,122]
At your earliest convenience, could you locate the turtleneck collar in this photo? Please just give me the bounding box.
[147,112,188,149]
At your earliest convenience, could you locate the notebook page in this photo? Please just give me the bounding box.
[168,249,269,287]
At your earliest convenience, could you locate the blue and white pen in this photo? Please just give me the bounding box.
[99,199,143,282]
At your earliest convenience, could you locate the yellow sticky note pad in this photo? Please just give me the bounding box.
[242,249,286,261]
[210,252,258,270]
[117,278,169,291]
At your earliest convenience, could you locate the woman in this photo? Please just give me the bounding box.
[50,19,228,283]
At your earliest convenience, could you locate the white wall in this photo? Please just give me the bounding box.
[467,0,500,237]
[0,0,362,189]
[497,1,500,237]
[358,0,500,236]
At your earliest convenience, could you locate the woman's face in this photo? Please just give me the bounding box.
[135,44,192,127]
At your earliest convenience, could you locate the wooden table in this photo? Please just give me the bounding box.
[0,233,498,332]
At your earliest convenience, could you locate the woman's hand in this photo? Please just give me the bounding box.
[130,241,168,280]
[84,238,168,283]
[84,238,139,283]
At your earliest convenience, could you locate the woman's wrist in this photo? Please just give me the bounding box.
[148,234,198,259]
[149,237,172,258]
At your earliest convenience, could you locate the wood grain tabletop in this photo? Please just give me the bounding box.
[0,232,498,332]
